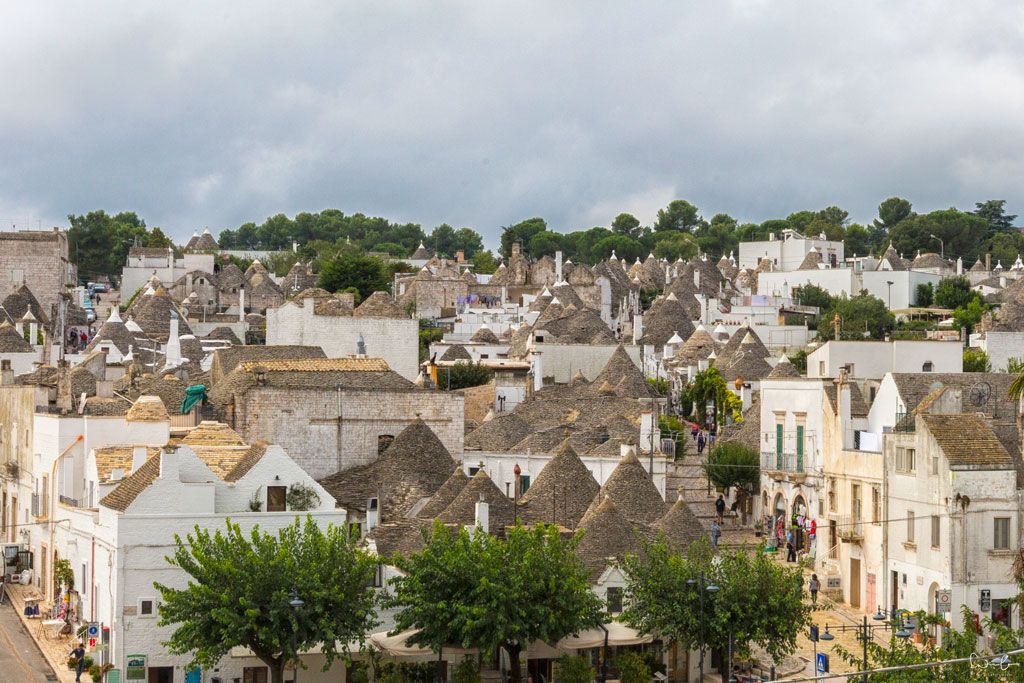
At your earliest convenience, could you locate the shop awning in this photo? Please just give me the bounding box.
[557,622,653,649]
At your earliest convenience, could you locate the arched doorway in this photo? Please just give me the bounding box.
[791,495,807,550]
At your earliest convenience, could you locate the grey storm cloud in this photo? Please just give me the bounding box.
[2,1,1024,246]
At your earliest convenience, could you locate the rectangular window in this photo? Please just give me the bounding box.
[930,456,938,476]
[266,486,286,512]
[818,361,825,376]
[827,478,836,512]
[896,447,916,473]
[519,475,531,495]
[931,516,940,548]
[872,487,881,524]
[606,587,623,614]
[994,517,1011,550]
[852,484,862,525]
[906,510,915,543]
[139,599,155,617]
[243,668,269,683]
[795,424,805,470]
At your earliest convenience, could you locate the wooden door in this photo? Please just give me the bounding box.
[266,486,286,512]
[850,558,861,609]
[867,573,877,613]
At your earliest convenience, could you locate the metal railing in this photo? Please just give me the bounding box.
[831,513,864,541]
[760,451,807,474]
[893,411,915,433]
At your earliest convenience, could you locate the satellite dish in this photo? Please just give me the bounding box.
[969,382,991,407]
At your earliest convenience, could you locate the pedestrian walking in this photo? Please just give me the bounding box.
[786,540,796,563]
[70,643,86,682]
[809,574,820,606]
[697,431,707,455]
[710,520,721,548]
[715,494,726,523]
[690,424,699,441]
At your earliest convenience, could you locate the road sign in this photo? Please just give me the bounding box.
[936,589,952,613]
[87,622,99,637]
[816,653,829,673]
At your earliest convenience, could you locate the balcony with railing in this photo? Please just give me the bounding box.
[760,430,816,482]
[831,513,864,543]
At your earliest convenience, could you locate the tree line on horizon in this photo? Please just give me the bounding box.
[66,197,1024,284]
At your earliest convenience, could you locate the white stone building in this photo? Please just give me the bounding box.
[738,229,844,271]
[807,340,963,381]
[121,247,215,301]
[266,292,420,381]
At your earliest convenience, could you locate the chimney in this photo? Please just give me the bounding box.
[620,443,636,458]
[455,249,465,263]
[474,494,489,534]
[511,242,521,258]
[693,269,701,289]
[0,360,12,386]
[956,257,963,275]
[158,447,179,480]
[639,403,658,454]
[164,312,182,369]
[132,446,149,472]
[633,314,644,344]
[238,286,246,322]
[366,497,379,532]
[555,251,563,283]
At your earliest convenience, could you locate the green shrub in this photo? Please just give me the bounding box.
[452,657,481,683]
[557,655,595,683]
[88,663,102,681]
[615,651,650,683]
[437,361,494,390]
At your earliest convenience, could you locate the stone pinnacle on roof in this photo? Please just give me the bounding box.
[766,353,801,379]
[575,496,642,578]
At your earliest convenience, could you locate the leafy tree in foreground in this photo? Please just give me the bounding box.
[156,517,378,683]
[916,282,934,307]
[622,539,810,666]
[388,523,603,683]
[833,607,1024,682]
[437,361,495,390]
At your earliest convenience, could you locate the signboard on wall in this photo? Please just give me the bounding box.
[126,654,147,680]
[936,589,951,613]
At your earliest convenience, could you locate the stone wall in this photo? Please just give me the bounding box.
[0,230,74,317]
[265,301,420,380]
[233,387,464,479]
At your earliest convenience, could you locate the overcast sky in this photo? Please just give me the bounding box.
[3,2,1024,247]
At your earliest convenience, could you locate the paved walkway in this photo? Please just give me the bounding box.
[5,585,79,683]
[0,599,60,682]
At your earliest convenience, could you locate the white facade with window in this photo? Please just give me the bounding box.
[884,413,1020,634]
[807,340,963,380]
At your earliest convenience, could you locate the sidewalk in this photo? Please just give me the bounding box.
[6,585,78,683]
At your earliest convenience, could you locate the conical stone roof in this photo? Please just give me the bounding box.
[440,344,472,362]
[639,295,696,348]
[766,354,801,379]
[416,466,469,519]
[471,325,500,344]
[586,345,656,398]
[672,324,716,365]
[437,468,515,531]
[576,496,642,578]
[652,496,705,551]
[520,439,600,528]
[0,321,32,352]
[584,450,667,524]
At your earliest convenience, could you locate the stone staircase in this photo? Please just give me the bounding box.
[667,454,752,546]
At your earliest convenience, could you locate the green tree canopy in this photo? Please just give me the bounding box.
[68,210,170,284]
[317,252,391,299]
[654,200,702,233]
[611,213,642,239]
[818,293,894,340]
[888,209,989,261]
[500,217,548,257]
[952,298,988,335]
[874,197,913,232]
[962,348,991,372]
[471,250,499,274]
[793,283,833,311]
[843,223,871,256]
[592,234,645,262]
[621,539,811,663]
[389,523,604,683]
[934,276,977,310]
[972,199,1017,234]
[704,442,760,490]
[652,231,699,261]
[155,517,378,683]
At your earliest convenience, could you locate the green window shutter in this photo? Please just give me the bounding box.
[775,423,783,468]
[796,425,805,471]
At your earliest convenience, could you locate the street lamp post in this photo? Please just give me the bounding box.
[687,573,719,682]
[818,607,912,683]
[289,587,305,683]
[929,234,944,259]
